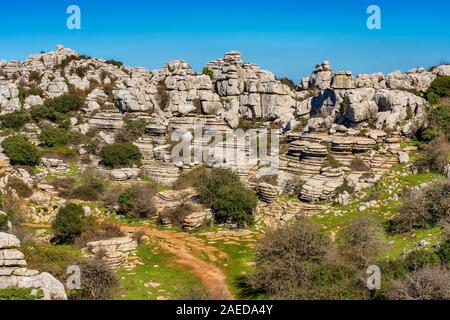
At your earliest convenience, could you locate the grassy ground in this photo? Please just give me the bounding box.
[310,165,444,260]
[115,243,204,300]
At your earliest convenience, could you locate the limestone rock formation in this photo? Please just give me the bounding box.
[0,232,67,300]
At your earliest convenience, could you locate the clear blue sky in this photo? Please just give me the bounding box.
[0,0,449,80]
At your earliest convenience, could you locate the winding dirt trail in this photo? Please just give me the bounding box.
[24,223,234,300]
[122,224,234,300]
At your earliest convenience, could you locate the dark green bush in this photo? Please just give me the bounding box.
[277,77,297,91]
[428,105,450,137]
[0,110,29,131]
[404,250,441,271]
[39,127,70,147]
[437,239,450,265]
[52,203,86,243]
[427,76,450,103]
[100,142,142,168]
[44,94,82,114]
[0,214,9,231]
[1,135,40,166]
[188,168,258,226]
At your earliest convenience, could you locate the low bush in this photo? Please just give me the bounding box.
[117,184,157,219]
[39,127,70,147]
[437,238,450,265]
[403,250,441,271]
[100,142,142,168]
[1,135,40,166]
[44,94,83,114]
[390,181,450,233]
[427,76,450,104]
[106,59,123,68]
[387,267,450,300]
[427,105,450,138]
[69,258,118,300]
[414,139,450,175]
[7,177,32,198]
[52,203,86,243]
[61,168,107,201]
[0,110,29,131]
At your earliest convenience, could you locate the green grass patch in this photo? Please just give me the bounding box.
[115,244,204,300]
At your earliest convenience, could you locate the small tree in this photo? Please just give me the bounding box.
[1,135,40,166]
[339,216,385,266]
[117,184,156,219]
[52,203,85,243]
[69,259,118,300]
[100,142,142,168]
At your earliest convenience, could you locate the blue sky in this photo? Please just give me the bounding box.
[0,0,449,80]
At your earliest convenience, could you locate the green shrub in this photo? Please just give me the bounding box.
[7,177,32,198]
[74,216,124,247]
[0,288,43,300]
[404,250,441,271]
[437,239,450,265]
[52,203,86,243]
[0,214,9,231]
[39,127,70,147]
[350,158,370,172]
[1,135,40,166]
[0,110,29,131]
[44,94,83,114]
[202,67,214,80]
[428,105,450,137]
[100,142,142,168]
[189,168,258,226]
[117,184,156,219]
[427,76,450,103]
[212,185,258,226]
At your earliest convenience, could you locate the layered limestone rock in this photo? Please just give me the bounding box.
[183,210,213,232]
[257,183,279,203]
[82,237,138,271]
[299,168,344,203]
[0,232,67,300]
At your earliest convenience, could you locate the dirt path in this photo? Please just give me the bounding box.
[122,225,234,300]
[23,223,234,299]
